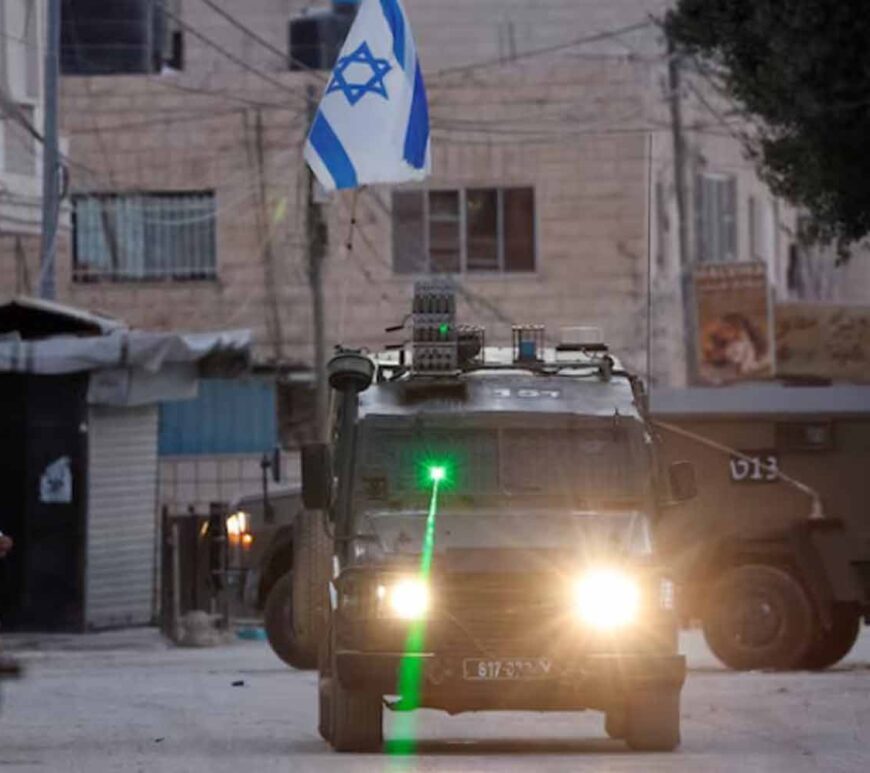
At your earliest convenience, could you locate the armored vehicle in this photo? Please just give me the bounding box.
[225,484,329,668]
[652,385,870,671]
[303,283,694,752]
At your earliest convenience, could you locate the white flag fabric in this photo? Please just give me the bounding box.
[304,0,431,191]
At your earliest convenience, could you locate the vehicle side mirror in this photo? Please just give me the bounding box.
[668,461,697,503]
[301,443,332,510]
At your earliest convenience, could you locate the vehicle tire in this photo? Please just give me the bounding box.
[604,709,626,740]
[801,607,861,671]
[262,511,331,669]
[330,634,383,752]
[702,564,815,671]
[289,510,332,668]
[263,571,307,668]
[317,624,334,743]
[624,689,680,752]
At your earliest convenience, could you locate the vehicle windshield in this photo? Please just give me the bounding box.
[353,418,651,514]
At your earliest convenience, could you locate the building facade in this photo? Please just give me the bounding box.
[10,0,867,510]
[0,0,49,296]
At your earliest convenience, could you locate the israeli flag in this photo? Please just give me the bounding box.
[304,0,431,191]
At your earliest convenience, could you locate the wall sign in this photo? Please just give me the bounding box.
[695,262,773,384]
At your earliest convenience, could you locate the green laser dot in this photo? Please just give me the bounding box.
[428,465,446,483]
[438,323,449,336]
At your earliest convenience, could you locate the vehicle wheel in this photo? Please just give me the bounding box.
[318,624,333,742]
[801,607,861,671]
[702,564,815,671]
[604,709,626,740]
[290,510,332,667]
[330,635,383,752]
[263,571,308,668]
[624,689,680,751]
[262,512,332,669]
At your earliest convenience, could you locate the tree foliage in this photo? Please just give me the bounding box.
[666,0,870,249]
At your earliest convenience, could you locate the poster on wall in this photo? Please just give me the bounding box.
[775,303,870,382]
[694,262,773,385]
[39,456,73,504]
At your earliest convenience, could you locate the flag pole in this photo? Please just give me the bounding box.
[307,83,329,443]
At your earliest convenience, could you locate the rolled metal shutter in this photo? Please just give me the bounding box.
[85,405,159,629]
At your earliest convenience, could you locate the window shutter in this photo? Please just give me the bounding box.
[392,191,426,274]
[503,188,535,272]
[721,176,737,262]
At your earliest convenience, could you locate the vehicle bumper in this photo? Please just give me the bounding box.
[334,650,686,713]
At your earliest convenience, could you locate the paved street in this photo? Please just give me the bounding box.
[1,629,869,772]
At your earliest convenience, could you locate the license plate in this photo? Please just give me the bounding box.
[462,658,552,681]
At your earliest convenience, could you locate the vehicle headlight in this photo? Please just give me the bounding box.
[226,511,253,549]
[573,568,640,630]
[377,578,430,621]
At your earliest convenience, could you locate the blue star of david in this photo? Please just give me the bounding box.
[327,42,392,106]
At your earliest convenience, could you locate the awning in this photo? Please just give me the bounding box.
[0,328,252,376]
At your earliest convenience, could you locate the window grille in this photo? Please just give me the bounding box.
[73,192,217,282]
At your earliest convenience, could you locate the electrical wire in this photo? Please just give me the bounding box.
[197,0,289,64]
[157,2,310,110]
[431,20,656,79]
[196,0,329,80]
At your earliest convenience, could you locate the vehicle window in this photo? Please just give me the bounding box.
[357,425,645,509]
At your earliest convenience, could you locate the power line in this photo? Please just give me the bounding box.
[196,0,288,64]
[431,20,656,79]
[195,0,329,79]
[158,2,310,110]
[145,72,293,110]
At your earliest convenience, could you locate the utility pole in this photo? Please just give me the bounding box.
[306,84,328,442]
[39,0,61,300]
[666,36,697,383]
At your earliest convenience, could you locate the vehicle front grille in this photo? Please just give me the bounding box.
[434,573,570,656]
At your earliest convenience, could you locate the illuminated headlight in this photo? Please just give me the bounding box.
[226,511,253,549]
[377,578,430,621]
[573,568,640,630]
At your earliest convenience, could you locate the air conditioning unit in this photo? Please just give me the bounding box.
[288,1,358,72]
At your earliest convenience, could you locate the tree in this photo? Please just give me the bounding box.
[666,0,870,252]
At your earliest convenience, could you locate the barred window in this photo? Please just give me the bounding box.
[393,187,536,274]
[72,192,217,282]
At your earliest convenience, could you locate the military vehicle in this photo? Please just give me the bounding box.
[301,282,694,752]
[224,484,329,668]
[652,385,870,671]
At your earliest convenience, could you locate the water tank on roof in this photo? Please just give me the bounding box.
[61,0,167,75]
[288,1,359,72]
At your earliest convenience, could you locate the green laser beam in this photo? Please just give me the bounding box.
[391,477,441,756]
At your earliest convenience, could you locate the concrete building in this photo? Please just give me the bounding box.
[6,0,867,509]
[0,0,50,296]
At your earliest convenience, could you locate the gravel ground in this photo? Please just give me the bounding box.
[1,628,868,772]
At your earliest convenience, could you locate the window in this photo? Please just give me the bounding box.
[2,105,36,175]
[72,192,217,282]
[695,173,737,263]
[2,0,39,98]
[1,1,39,176]
[23,0,39,98]
[393,187,535,274]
